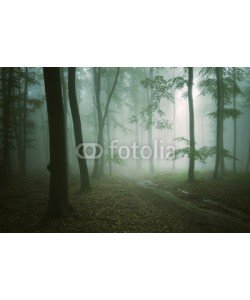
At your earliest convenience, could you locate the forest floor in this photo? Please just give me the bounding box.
[1,172,250,232]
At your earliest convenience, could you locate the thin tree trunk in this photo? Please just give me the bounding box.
[106,74,112,176]
[13,94,23,173]
[2,68,13,183]
[213,67,222,179]
[147,67,155,176]
[219,82,226,177]
[92,67,120,178]
[68,67,90,191]
[232,67,237,173]
[246,140,250,173]
[172,68,176,171]
[60,67,70,175]
[92,68,102,178]
[134,98,141,170]
[43,67,72,217]
[107,109,112,176]
[187,67,195,182]
[21,67,28,175]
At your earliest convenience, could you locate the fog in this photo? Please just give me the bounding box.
[1,67,250,181]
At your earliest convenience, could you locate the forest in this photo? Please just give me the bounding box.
[0,67,250,232]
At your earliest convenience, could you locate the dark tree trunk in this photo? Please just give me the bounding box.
[43,67,72,217]
[21,67,28,175]
[60,68,70,175]
[213,67,222,179]
[232,67,237,173]
[187,67,195,182]
[219,79,226,177]
[2,68,13,184]
[13,93,23,173]
[68,67,90,191]
[92,68,102,178]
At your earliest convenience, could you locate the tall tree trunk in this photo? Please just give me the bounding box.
[92,67,120,178]
[43,67,72,217]
[60,68,70,176]
[134,91,141,170]
[68,67,90,191]
[147,67,155,176]
[100,67,120,177]
[21,67,28,175]
[13,94,23,173]
[187,67,195,182]
[92,68,102,178]
[219,78,226,177]
[232,67,237,173]
[106,74,112,176]
[2,68,13,184]
[171,68,176,171]
[107,109,112,176]
[213,67,222,179]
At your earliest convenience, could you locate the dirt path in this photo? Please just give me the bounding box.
[131,177,250,232]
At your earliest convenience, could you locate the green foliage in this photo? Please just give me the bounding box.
[129,101,172,130]
[155,119,172,130]
[174,137,191,145]
[141,76,173,102]
[199,67,245,103]
[170,137,239,163]
[130,74,174,130]
[207,108,242,120]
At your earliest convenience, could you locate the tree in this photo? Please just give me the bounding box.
[231,67,244,172]
[92,67,120,178]
[187,67,195,181]
[140,68,197,180]
[1,68,13,184]
[68,67,90,191]
[43,67,72,217]
[1,67,42,178]
[131,69,173,175]
[199,67,244,178]
[146,67,155,176]
[213,67,223,179]
[60,67,70,174]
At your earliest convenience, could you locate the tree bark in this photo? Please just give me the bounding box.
[43,67,72,217]
[147,67,155,176]
[107,109,112,176]
[2,68,13,184]
[134,87,141,170]
[92,68,102,178]
[92,67,120,178]
[21,67,28,175]
[232,67,237,173]
[60,68,70,176]
[68,67,90,191]
[187,67,195,182]
[219,75,226,177]
[213,67,222,179]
